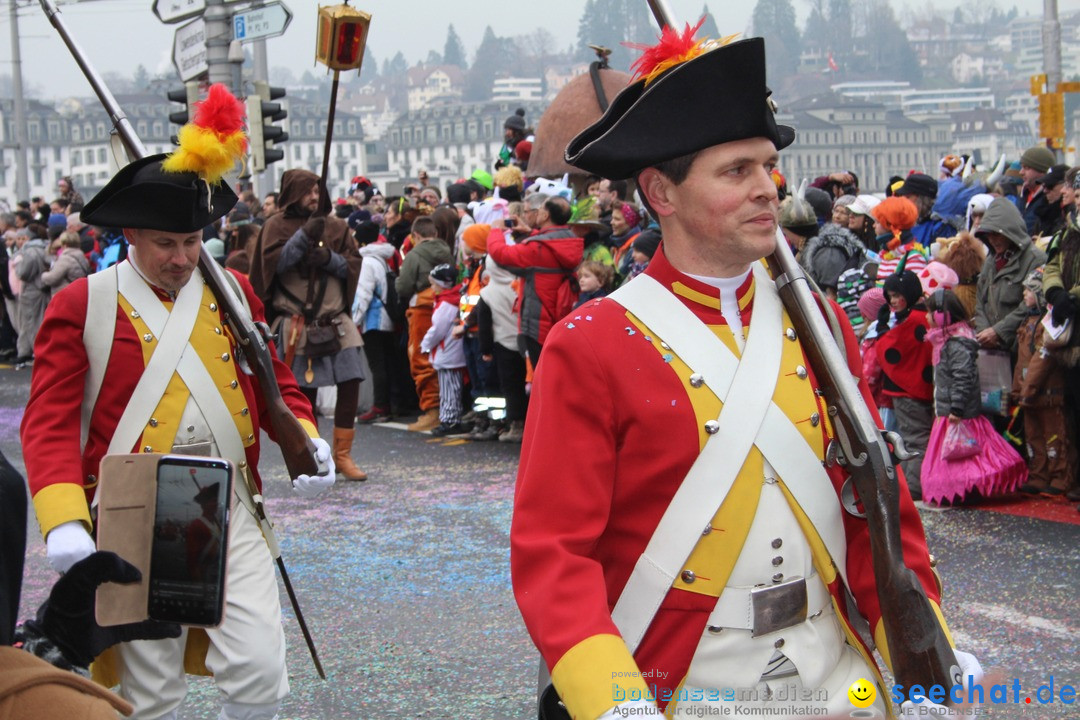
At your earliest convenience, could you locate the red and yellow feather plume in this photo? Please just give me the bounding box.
[162,83,248,185]
[627,18,740,86]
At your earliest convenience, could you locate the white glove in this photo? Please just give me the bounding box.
[597,700,665,719]
[46,520,96,573]
[291,437,335,498]
[898,650,984,717]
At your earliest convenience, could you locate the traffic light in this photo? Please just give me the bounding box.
[166,81,200,128]
[247,81,288,173]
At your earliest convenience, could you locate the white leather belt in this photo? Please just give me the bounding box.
[706,575,831,637]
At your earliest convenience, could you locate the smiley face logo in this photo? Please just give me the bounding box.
[848,678,876,708]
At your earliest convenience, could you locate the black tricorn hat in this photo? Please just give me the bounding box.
[82,153,237,233]
[565,37,795,180]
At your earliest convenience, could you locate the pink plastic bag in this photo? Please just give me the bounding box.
[942,420,980,461]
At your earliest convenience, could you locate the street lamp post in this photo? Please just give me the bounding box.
[10,0,31,202]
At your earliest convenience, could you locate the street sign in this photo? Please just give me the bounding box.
[172,18,208,82]
[153,0,206,25]
[233,2,292,43]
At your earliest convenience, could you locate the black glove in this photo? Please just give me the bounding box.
[29,551,181,668]
[305,243,332,268]
[1047,287,1077,326]
[302,217,325,243]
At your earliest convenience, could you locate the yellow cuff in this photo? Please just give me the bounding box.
[33,483,92,539]
[873,600,955,674]
[297,418,319,439]
[550,634,649,720]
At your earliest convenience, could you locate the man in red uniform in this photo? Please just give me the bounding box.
[510,30,981,720]
[20,140,334,719]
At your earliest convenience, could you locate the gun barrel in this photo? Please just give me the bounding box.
[38,0,144,161]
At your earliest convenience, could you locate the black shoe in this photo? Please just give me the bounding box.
[0,348,15,361]
[430,422,469,437]
[1065,487,1080,502]
[1039,487,1065,498]
[1019,483,1045,495]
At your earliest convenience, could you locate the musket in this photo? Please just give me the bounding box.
[645,0,963,698]
[39,0,328,679]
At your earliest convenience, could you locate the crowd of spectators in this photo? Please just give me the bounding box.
[6,130,1077,508]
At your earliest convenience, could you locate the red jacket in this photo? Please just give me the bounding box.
[486,225,583,345]
[510,248,943,719]
[20,266,315,537]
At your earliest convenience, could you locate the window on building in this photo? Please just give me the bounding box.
[404,129,412,144]
[307,121,316,136]
[390,130,400,145]
[467,122,477,140]
[98,148,107,164]
[97,122,107,139]
[28,123,39,142]
[73,150,82,166]
[153,122,163,137]
[54,147,61,162]
[347,121,356,135]
[350,143,357,158]
[72,126,81,141]
[482,120,493,138]
[334,121,342,134]
[366,143,377,154]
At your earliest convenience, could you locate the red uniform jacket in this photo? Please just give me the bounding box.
[20,266,315,537]
[510,247,944,719]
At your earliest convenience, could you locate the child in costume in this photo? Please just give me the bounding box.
[922,289,1028,505]
[871,196,928,284]
[420,264,467,436]
[874,270,934,499]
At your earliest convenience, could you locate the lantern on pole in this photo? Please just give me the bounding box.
[314,3,371,199]
[316,3,370,72]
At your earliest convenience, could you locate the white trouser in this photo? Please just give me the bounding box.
[670,636,887,718]
[116,492,289,719]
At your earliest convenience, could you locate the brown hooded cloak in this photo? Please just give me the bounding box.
[249,169,362,314]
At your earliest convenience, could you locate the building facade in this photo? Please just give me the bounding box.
[776,93,952,192]
[385,100,546,188]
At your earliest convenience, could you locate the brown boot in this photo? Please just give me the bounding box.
[407,408,441,432]
[332,427,367,481]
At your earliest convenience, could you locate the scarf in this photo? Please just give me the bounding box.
[926,322,976,364]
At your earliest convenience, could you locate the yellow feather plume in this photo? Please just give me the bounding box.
[162,126,247,186]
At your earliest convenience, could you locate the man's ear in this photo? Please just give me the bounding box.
[121,228,137,245]
[637,168,675,218]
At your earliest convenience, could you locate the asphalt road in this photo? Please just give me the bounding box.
[4,364,1078,719]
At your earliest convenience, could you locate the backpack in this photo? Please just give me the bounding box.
[382,267,406,329]
[552,271,580,322]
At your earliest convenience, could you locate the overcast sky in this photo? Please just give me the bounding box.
[3,0,1071,101]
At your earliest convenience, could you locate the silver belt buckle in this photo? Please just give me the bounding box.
[170,441,213,457]
[750,577,808,637]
